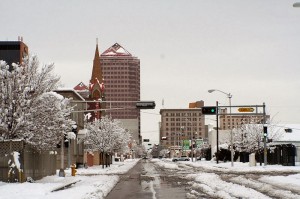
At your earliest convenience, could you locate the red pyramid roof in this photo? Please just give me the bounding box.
[101,43,132,56]
[74,82,89,91]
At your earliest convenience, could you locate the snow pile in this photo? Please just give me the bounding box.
[150,159,179,170]
[0,159,139,199]
[187,173,271,199]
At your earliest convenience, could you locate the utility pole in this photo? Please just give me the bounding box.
[263,102,267,166]
[216,101,219,164]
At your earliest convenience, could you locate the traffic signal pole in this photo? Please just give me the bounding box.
[202,103,266,167]
[216,101,219,164]
[263,102,267,166]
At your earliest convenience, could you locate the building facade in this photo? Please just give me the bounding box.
[0,38,28,70]
[160,102,205,149]
[100,43,141,143]
[54,89,86,169]
[219,108,270,130]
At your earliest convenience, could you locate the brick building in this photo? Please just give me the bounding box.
[100,43,141,143]
[159,101,206,148]
[0,38,28,70]
[219,108,270,130]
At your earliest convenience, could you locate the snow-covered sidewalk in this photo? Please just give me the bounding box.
[0,159,139,199]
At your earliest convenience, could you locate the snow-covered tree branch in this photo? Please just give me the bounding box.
[84,116,131,154]
[232,116,283,153]
[0,56,73,150]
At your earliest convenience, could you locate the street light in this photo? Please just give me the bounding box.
[191,132,197,162]
[293,2,300,7]
[208,89,234,167]
[184,118,198,162]
[181,126,187,156]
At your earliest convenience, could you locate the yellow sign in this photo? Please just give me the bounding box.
[238,108,255,112]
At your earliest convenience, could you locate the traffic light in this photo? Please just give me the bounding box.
[136,101,156,109]
[201,106,217,115]
[263,126,268,138]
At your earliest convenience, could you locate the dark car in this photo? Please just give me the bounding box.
[172,156,190,162]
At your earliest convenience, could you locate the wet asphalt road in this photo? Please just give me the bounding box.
[105,159,190,199]
[105,159,300,199]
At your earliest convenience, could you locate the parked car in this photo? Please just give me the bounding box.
[172,156,190,162]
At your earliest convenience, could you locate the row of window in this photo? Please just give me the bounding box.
[164,132,202,136]
[165,122,203,126]
[105,85,137,88]
[103,80,139,84]
[106,94,138,98]
[102,63,138,67]
[164,112,201,117]
[165,118,201,122]
[164,127,202,132]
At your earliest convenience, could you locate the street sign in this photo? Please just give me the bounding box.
[136,101,156,109]
[183,140,190,150]
[238,107,254,112]
[196,139,203,148]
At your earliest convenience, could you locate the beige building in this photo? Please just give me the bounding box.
[54,89,86,168]
[160,101,205,148]
[219,108,270,130]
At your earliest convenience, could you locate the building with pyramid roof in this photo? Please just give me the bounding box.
[74,42,141,144]
[101,43,141,144]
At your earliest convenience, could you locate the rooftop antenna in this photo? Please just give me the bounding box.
[162,98,164,108]
[96,38,98,45]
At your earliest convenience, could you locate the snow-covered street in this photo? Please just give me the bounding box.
[153,159,300,199]
[1,158,300,199]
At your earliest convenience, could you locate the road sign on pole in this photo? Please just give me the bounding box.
[238,107,255,112]
[136,101,156,109]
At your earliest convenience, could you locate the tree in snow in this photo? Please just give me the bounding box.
[159,149,169,158]
[232,116,283,153]
[84,116,131,154]
[0,56,74,150]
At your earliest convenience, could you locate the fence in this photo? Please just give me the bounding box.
[0,140,56,182]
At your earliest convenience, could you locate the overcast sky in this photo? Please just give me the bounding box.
[1,0,300,143]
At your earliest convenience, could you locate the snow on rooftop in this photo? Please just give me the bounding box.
[273,124,300,142]
[55,88,85,101]
[101,43,132,57]
[73,82,89,91]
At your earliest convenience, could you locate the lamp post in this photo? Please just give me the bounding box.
[180,126,184,156]
[293,2,300,7]
[208,89,234,167]
[185,118,197,162]
[191,132,197,162]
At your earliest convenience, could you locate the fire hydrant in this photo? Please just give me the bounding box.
[71,164,77,176]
